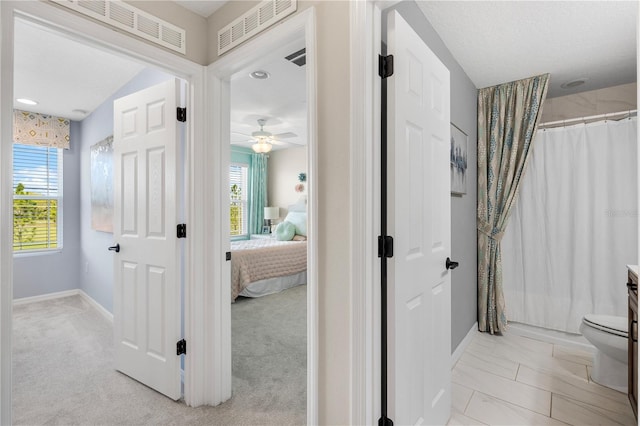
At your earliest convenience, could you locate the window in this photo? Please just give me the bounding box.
[13,144,63,252]
[230,163,248,237]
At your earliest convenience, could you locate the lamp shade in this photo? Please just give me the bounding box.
[264,207,279,220]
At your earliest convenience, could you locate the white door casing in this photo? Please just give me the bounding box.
[113,78,182,400]
[386,10,451,425]
[207,8,318,421]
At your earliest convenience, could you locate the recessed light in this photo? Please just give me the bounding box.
[561,78,588,89]
[72,109,88,116]
[16,98,38,106]
[249,70,270,80]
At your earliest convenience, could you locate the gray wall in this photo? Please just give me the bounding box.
[391,1,479,353]
[13,121,82,299]
[79,67,173,313]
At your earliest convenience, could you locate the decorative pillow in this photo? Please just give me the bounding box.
[292,235,307,241]
[274,221,296,241]
[284,211,307,236]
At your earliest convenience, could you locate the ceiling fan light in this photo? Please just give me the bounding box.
[252,141,272,153]
[16,98,38,106]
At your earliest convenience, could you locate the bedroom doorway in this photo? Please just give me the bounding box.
[208,8,318,423]
[227,34,308,421]
[11,14,188,416]
[1,2,212,421]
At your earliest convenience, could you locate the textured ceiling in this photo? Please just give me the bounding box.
[14,19,145,121]
[230,38,307,151]
[416,1,638,98]
[21,1,628,136]
[14,16,307,150]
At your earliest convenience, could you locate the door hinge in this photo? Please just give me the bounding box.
[177,224,187,238]
[176,339,186,355]
[379,54,394,79]
[378,235,394,258]
[177,107,187,122]
[226,251,231,261]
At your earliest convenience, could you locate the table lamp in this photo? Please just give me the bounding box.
[264,207,279,233]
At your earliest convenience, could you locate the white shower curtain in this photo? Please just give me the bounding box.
[502,117,638,333]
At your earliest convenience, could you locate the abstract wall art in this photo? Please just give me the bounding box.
[450,123,468,195]
[90,135,114,232]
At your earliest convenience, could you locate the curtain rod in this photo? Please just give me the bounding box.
[539,109,637,128]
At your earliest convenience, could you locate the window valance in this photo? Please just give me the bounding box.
[13,110,70,149]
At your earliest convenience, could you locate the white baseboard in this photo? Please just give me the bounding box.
[13,288,113,323]
[13,289,80,305]
[79,290,113,323]
[451,321,478,368]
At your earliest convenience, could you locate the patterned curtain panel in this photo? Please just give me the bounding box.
[477,73,550,334]
[249,153,268,235]
[13,110,70,149]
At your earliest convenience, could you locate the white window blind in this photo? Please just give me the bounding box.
[13,144,63,252]
[230,163,249,237]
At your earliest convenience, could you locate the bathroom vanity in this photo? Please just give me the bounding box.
[628,265,638,419]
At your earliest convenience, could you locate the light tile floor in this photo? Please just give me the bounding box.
[449,331,637,426]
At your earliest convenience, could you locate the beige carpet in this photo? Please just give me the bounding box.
[12,285,306,425]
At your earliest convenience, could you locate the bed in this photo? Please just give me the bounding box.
[230,201,308,301]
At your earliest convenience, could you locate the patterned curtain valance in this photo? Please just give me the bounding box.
[13,110,70,149]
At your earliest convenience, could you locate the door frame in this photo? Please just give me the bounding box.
[206,7,318,424]
[0,2,211,422]
[348,1,380,424]
[349,1,410,424]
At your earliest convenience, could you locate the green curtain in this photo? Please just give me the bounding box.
[249,153,268,235]
[477,73,550,334]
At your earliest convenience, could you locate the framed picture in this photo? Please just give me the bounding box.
[262,225,271,234]
[90,135,114,232]
[450,123,468,195]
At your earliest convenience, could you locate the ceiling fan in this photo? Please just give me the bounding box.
[234,118,298,153]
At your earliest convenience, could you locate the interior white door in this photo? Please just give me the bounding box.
[113,79,181,400]
[386,10,452,425]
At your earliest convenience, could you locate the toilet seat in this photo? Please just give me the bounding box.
[582,314,628,338]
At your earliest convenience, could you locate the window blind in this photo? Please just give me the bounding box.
[13,144,63,251]
[230,163,249,236]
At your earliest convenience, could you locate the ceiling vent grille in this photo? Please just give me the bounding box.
[285,48,306,67]
[50,0,186,54]
[218,0,297,56]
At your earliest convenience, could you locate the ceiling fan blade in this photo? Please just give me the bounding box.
[273,132,297,139]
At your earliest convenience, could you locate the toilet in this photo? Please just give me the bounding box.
[579,314,628,393]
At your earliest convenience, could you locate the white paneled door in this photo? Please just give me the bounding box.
[113,79,181,400]
[386,10,452,425]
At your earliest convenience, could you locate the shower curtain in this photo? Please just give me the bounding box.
[502,117,638,334]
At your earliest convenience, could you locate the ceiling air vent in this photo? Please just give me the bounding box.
[50,0,186,54]
[285,48,306,67]
[218,0,297,56]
